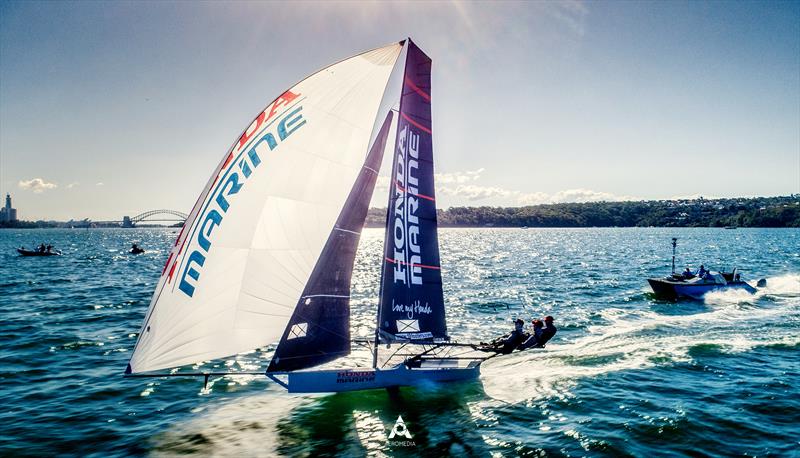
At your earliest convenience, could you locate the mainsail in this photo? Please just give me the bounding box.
[377,41,447,343]
[127,43,403,374]
[267,112,393,372]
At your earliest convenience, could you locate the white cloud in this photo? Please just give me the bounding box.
[96,182,105,186]
[441,184,515,201]
[66,182,80,189]
[435,168,484,185]
[18,178,57,193]
[549,188,639,203]
[516,192,551,205]
[377,167,638,206]
[434,169,639,205]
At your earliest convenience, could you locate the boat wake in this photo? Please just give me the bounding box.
[481,274,800,404]
[703,273,800,306]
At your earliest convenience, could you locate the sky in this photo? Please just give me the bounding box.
[1,0,798,221]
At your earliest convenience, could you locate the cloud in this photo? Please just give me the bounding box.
[18,178,57,193]
[549,188,639,203]
[441,184,516,201]
[96,182,105,186]
[435,168,484,185]
[66,182,80,189]
[434,169,639,205]
[377,168,638,206]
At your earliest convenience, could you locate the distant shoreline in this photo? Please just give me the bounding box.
[3,195,798,229]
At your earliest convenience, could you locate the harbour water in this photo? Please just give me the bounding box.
[0,227,798,457]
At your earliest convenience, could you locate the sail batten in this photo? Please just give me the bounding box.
[128,43,402,374]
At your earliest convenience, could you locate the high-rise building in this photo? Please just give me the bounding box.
[0,193,18,222]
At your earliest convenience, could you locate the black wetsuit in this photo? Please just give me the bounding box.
[499,330,527,354]
[537,325,557,347]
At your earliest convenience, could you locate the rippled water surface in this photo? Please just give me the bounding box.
[1,228,798,457]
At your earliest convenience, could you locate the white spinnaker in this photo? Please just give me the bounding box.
[128,43,403,374]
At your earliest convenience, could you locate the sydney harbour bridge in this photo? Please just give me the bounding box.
[120,209,188,228]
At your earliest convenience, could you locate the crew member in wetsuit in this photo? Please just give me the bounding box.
[481,319,528,354]
[538,316,557,347]
[697,265,707,278]
[519,319,544,350]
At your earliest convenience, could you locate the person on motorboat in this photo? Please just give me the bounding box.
[480,319,528,354]
[697,265,707,278]
[46,244,52,253]
[682,267,694,279]
[38,243,46,253]
[130,243,145,254]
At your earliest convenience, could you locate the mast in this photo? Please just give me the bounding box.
[375,39,446,352]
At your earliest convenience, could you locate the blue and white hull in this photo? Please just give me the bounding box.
[269,362,481,394]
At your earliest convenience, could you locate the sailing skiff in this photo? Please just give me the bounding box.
[125,39,492,393]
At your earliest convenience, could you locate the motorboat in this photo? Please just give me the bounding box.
[648,270,758,300]
[17,248,61,257]
[647,238,763,300]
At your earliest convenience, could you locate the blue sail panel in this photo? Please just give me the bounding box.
[377,40,447,343]
[267,113,394,372]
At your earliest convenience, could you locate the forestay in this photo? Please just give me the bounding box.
[377,41,447,343]
[127,43,403,374]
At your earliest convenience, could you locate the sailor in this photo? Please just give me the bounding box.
[46,244,52,253]
[682,267,694,279]
[697,265,707,278]
[538,316,558,347]
[38,243,46,253]
[481,319,528,354]
[519,319,544,350]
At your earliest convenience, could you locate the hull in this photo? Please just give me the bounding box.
[273,362,481,393]
[17,249,61,257]
[648,278,756,300]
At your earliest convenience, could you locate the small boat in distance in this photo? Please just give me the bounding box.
[129,244,145,255]
[647,238,762,300]
[17,247,61,257]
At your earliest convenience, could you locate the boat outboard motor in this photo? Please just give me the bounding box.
[756,279,767,288]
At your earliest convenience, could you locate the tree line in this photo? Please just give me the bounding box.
[365,195,800,228]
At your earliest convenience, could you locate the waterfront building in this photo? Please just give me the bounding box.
[0,193,18,222]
